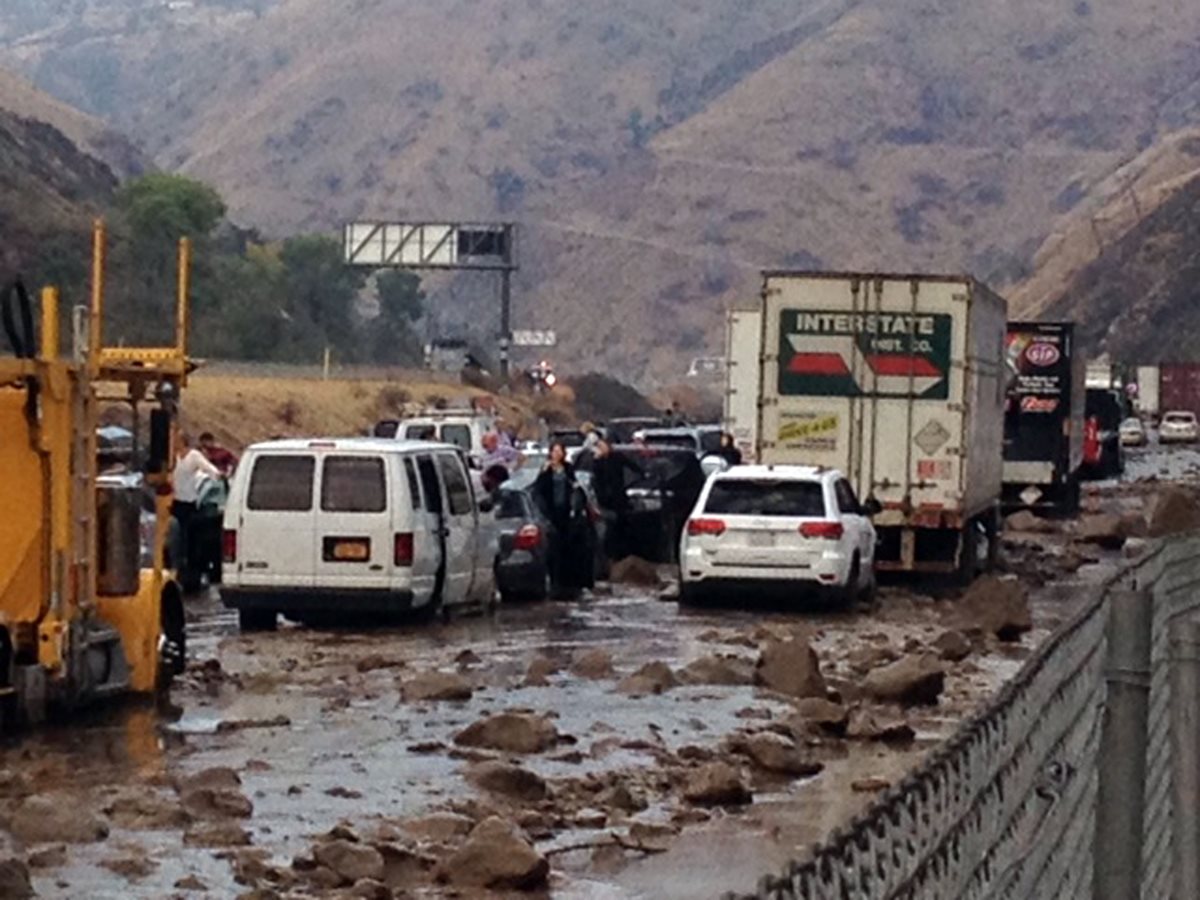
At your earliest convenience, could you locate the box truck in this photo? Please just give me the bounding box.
[1160,364,1200,419]
[1136,365,1160,419]
[1002,322,1085,513]
[755,272,1007,576]
[723,307,762,464]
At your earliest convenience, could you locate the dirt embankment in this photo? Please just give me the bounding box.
[175,373,545,452]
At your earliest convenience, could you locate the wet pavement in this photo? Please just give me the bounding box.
[2,448,1190,899]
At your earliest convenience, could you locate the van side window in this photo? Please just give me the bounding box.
[321,456,386,513]
[437,454,473,516]
[403,457,423,511]
[406,425,436,441]
[247,456,315,511]
[441,424,471,452]
[417,456,443,515]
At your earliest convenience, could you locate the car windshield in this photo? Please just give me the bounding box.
[705,479,826,517]
[1165,413,1195,424]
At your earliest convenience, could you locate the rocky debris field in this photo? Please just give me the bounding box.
[0,457,1191,899]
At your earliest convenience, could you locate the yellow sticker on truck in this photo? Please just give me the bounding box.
[778,413,839,451]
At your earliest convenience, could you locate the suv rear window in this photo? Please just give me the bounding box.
[247,456,315,511]
[497,490,529,519]
[321,456,386,513]
[704,480,826,517]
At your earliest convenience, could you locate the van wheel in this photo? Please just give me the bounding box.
[238,609,277,632]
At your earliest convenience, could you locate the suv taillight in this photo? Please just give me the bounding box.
[513,524,542,551]
[394,533,414,566]
[687,518,726,537]
[222,529,237,564]
[800,521,844,540]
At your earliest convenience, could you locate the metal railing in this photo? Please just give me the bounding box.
[728,535,1200,900]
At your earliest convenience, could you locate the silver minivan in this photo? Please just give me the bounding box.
[220,439,496,631]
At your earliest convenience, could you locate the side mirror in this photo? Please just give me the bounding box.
[861,498,883,517]
[701,455,729,478]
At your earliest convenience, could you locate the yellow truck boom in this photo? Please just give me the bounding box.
[0,222,190,726]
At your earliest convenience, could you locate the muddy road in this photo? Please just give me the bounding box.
[2,447,1195,899]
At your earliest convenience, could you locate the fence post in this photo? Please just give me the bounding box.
[1095,589,1153,900]
[1170,618,1200,900]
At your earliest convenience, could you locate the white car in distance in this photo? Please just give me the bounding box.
[678,466,878,606]
[1159,410,1199,445]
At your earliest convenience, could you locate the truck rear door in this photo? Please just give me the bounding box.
[760,276,966,515]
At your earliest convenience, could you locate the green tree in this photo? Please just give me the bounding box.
[116,173,226,259]
[370,270,425,364]
[278,234,366,361]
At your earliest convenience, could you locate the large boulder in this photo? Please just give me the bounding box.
[845,707,915,743]
[678,655,755,686]
[454,712,559,754]
[932,630,973,662]
[684,762,753,806]
[617,662,677,697]
[952,575,1033,643]
[734,733,825,778]
[466,762,549,802]
[610,557,663,588]
[788,698,850,736]
[437,817,549,890]
[1075,514,1128,550]
[1148,487,1200,537]
[1005,511,1057,534]
[9,796,109,844]
[313,840,385,885]
[570,649,615,680]
[401,813,475,844]
[861,655,945,706]
[401,671,473,703]
[755,637,826,699]
[523,656,560,687]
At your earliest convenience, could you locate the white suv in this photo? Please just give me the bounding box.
[1159,410,1199,444]
[678,466,877,606]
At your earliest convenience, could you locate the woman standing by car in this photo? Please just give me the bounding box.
[534,442,594,598]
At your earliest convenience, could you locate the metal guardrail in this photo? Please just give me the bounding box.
[729,535,1200,900]
[194,360,462,383]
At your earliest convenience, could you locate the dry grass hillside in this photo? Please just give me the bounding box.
[180,372,540,452]
[5,1,1200,381]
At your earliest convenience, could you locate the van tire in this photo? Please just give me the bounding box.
[238,609,277,632]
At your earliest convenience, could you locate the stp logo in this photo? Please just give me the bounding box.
[1021,396,1059,413]
[1024,342,1061,367]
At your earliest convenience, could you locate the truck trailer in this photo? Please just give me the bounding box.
[722,307,762,465]
[753,272,1008,576]
[1002,322,1085,514]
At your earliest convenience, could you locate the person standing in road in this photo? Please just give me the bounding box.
[591,438,641,562]
[718,432,743,467]
[199,431,238,476]
[172,433,221,582]
[534,442,594,598]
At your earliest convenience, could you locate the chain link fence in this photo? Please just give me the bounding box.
[728,535,1200,900]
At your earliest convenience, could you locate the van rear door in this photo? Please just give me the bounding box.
[404,455,441,608]
[314,454,391,591]
[236,453,317,587]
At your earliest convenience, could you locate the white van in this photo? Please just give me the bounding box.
[220,439,497,631]
[373,412,495,468]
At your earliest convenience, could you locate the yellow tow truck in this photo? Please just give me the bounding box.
[0,222,191,727]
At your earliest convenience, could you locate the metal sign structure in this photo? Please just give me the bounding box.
[343,221,520,374]
[511,330,557,348]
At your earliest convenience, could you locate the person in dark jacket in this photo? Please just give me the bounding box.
[590,438,641,561]
[718,432,743,466]
[534,442,594,598]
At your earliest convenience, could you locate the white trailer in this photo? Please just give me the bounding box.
[1136,365,1160,418]
[723,307,762,464]
[755,272,1008,575]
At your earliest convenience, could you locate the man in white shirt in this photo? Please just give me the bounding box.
[172,434,221,580]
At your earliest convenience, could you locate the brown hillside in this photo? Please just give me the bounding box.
[4,1,1200,381]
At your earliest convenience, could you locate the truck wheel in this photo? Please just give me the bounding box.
[840,556,863,608]
[858,565,878,608]
[238,609,277,632]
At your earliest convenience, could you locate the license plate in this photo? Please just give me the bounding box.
[747,532,775,548]
[324,538,370,562]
